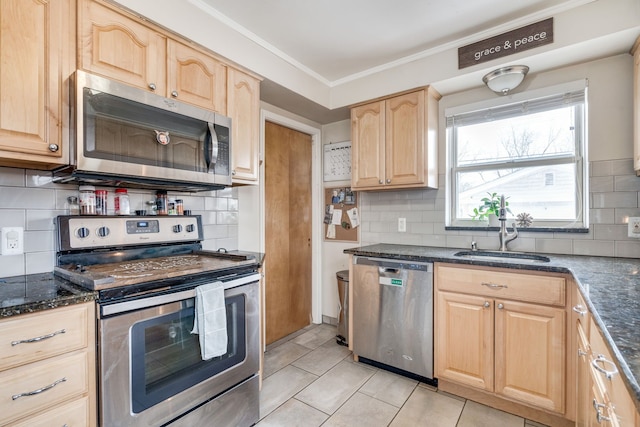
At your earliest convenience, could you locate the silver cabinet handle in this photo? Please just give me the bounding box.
[11,329,66,346]
[171,90,178,97]
[148,83,156,91]
[592,354,619,379]
[483,301,490,308]
[386,179,391,183]
[592,398,611,423]
[578,348,588,357]
[497,303,504,310]
[481,282,508,289]
[378,180,383,184]
[572,304,587,316]
[48,144,59,152]
[12,377,66,400]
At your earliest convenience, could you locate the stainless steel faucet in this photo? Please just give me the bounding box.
[498,194,518,251]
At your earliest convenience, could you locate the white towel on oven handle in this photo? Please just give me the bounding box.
[191,281,228,360]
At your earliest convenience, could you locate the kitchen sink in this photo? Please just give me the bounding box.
[454,250,550,263]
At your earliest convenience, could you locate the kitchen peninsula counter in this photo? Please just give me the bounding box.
[345,243,640,410]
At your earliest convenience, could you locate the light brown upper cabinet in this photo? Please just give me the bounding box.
[80,0,227,113]
[350,87,439,190]
[0,0,74,169]
[227,68,261,183]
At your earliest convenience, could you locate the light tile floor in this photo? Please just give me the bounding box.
[257,323,549,427]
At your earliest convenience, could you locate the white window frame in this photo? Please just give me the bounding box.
[446,80,589,229]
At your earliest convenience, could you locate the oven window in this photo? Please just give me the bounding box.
[130,294,246,413]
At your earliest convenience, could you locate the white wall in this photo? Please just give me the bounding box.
[320,119,353,320]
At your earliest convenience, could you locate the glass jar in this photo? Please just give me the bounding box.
[175,199,184,215]
[114,188,130,215]
[95,190,108,215]
[156,190,168,215]
[67,196,80,215]
[79,185,96,215]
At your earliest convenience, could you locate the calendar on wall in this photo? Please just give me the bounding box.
[323,141,351,182]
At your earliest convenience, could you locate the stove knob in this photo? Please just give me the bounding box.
[77,227,90,239]
[173,224,183,233]
[186,224,195,233]
[97,226,110,238]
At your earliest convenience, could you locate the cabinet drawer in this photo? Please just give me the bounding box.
[11,395,89,427]
[589,318,637,426]
[0,351,89,425]
[0,303,91,371]
[436,264,566,306]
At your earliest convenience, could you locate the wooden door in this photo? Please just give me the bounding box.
[167,40,227,113]
[0,0,72,167]
[435,291,494,391]
[227,68,260,183]
[494,299,565,413]
[264,122,312,344]
[351,101,385,189]
[385,90,425,187]
[80,0,166,94]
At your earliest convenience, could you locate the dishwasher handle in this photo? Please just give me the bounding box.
[354,256,432,272]
[379,267,400,274]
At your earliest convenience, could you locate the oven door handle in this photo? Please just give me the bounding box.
[101,273,261,316]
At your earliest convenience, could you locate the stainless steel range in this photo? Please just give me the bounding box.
[55,215,261,427]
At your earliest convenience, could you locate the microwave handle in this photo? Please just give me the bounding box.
[206,122,219,170]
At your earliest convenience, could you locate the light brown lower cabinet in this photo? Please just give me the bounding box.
[0,303,96,427]
[435,263,573,426]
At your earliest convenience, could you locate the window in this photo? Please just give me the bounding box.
[447,82,587,229]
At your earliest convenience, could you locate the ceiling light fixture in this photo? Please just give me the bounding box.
[482,65,529,95]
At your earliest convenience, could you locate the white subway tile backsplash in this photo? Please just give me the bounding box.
[573,240,615,257]
[614,175,640,192]
[0,167,25,186]
[615,240,640,258]
[25,251,55,275]
[0,167,240,278]
[590,176,614,193]
[0,254,26,276]
[592,192,638,209]
[535,239,573,254]
[594,224,631,241]
[590,209,615,224]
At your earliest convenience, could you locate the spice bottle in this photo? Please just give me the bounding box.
[175,199,184,215]
[156,190,168,215]
[114,188,130,215]
[79,185,96,215]
[95,190,108,215]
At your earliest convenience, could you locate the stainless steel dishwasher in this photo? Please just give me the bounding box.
[352,256,435,384]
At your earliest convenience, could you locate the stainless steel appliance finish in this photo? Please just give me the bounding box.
[352,256,435,382]
[54,215,261,427]
[55,70,232,192]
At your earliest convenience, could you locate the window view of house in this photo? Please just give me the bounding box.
[448,87,587,228]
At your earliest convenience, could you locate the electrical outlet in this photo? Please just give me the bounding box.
[1,227,24,255]
[398,218,406,232]
[628,217,640,238]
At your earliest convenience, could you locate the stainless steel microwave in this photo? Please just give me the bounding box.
[55,70,231,191]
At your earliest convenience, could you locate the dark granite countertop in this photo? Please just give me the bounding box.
[344,243,640,410]
[0,273,97,318]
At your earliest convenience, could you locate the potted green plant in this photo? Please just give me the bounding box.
[470,192,511,226]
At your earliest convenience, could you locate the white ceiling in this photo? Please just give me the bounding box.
[182,0,637,123]
[199,0,584,83]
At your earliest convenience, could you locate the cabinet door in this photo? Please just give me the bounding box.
[577,322,591,427]
[0,0,71,166]
[494,300,565,413]
[167,40,227,113]
[634,37,640,173]
[227,68,260,183]
[351,101,385,189]
[385,91,425,187]
[435,291,493,391]
[80,0,166,94]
